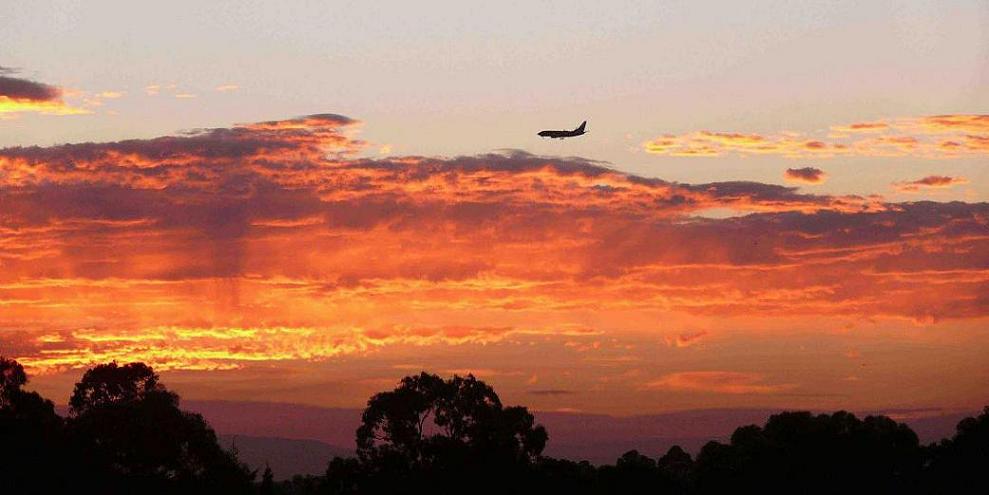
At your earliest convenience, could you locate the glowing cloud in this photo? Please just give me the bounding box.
[644,371,793,394]
[830,121,890,134]
[893,175,969,192]
[915,114,989,134]
[0,67,88,116]
[1,113,987,379]
[644,115,989,158]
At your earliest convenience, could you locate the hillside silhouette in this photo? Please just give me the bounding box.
[1,356,987,494]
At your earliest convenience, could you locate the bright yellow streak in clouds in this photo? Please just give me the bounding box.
[19,326,345,373]
[215,84,239,92]
[2,113,988,414]
[0,96,90,116]
[14,322,567,375]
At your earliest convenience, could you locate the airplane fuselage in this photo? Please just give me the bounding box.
[538,120,587,139]
[538,129,585,139]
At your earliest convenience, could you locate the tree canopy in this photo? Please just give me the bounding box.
[66,361,255,494]
[353,372,547,493]
[1,358,255,495]
[68,361,165,415]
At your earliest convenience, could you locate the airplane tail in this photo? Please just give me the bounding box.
[574,120,587,133]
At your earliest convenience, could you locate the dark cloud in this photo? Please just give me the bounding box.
[0,73,61,102]
[784,167,826,184]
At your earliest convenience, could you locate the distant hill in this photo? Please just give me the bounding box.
[185,401,972,470]
[218,434,351,481]
[185,401,360,447]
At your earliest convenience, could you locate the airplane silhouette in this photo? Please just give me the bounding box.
[538,120,587,139]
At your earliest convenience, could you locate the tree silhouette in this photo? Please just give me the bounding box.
[356,372,546,465]
[694,410,921,494]
[67,361,255,494]
[352,372,547,493]
[603,450,661,494]
[526,457,598,495]
[68,361,163,415]
[324,456,363,494]
[0,357,67,495]
[657,445,694,493]
[924,406,989,493]
[259,464,275,495]
[0,356,28,407]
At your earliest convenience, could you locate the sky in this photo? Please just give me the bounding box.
[1,1,987,416]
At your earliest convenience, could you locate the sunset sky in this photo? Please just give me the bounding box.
[1,1,987,417]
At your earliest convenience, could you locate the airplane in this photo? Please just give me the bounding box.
[538,120,587,139]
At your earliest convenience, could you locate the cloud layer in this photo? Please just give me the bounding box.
[1,113,987,383]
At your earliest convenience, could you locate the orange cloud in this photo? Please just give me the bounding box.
[644,371,793,394]
[914,114,989,134]
[666,330,708,348]
[1,113,987,378]
[644,131,850,158]
[893,175,969,192]
[830,121,890,134]
[644,114,989,159]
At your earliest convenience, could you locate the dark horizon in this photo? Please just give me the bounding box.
[3,358,987,493]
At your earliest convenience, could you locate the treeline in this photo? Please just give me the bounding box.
[1,358,987,494]
[1,358,253,495]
